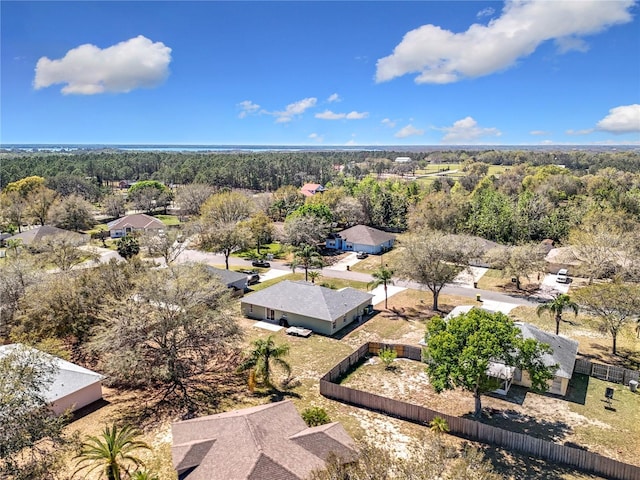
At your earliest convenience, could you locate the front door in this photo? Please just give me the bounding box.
[267,308,275,321]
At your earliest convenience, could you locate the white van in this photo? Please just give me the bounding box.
[556,269,569,283]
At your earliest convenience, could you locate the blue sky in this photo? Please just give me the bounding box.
[2,1,639,146]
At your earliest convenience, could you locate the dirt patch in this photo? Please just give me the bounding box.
[339,356,639,466]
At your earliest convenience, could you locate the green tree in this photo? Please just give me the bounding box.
[26,185,58,226]
[243,211,274,254]
[74,424,150,480]
[117,235,140,260]
[200,221,250,270]
[301,407,331,427]
[536,294,579,335]
[237,335,291,389]
[307,270,320,284]
[573,282,640,355]
[128,181,173,214]
[424,309,556,416]
[369,266,394,309]
[292,243,323,282]
[0,345,70,479]
[395,230,480,311]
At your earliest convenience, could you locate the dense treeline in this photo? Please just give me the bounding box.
[1,149,638,190]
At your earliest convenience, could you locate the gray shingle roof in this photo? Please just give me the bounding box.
[171,400,357,480]
[206,266,249,287]
[443,309,579,379]
[0,344,103,404]
[335,225,395,247]
[514,322,579,379]
[107,213,164,231]
[242,280,373,322]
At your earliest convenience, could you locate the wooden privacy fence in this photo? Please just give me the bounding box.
[574,357,639,385]
[320,342,640,480]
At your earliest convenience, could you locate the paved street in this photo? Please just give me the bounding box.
[175,248,539,308]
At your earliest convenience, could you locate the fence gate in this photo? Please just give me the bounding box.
[591,363,625,383]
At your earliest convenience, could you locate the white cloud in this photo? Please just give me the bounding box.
[327,93,341,103]
[477,7,495,18]
[237,100,261,119]
[376,1,633,84]
[34,35,171,95]
[439,116,501,143]
[274,97,317,123]
[315,110,368,120]
[381,118,396,128]
[566,128,594,136]
[395,124,424,138]
[530,130,549,136]
[596,104,640,134]
[308,133,324,142]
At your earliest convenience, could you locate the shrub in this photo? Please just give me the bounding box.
[379,347,397,370]
[301,407,331,427]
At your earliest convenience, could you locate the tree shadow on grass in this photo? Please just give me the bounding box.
[463,404,573,443]
[565,373,589,405]
[480,444,604,480]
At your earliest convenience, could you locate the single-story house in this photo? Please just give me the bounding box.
[437,307,579,396]
[325,225,395,255]
[206,266,248,294]
[171,400,358,480]
[395,156,412,163]
[300,183,325,197]
[107,213,165,238]
[512,321,578,396]
[4,225,88,248]
[0,344,104,415]
[241,280,373,335]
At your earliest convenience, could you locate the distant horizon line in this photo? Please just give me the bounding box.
[2,143,638,150]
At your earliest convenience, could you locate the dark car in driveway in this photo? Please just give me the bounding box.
[251,259,271,268]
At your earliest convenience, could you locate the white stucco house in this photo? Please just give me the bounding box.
[107,213,165,239]
[426,307,579,397]
[325,225,396,255]
[0,344,104,415]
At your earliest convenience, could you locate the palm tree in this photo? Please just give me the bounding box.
[369,266,394,309]
[237,335,291,389]
[536,293,579,335]
[429,416,450,435]
[292,243,323,282]
[74,424,151,480]
[307,270,320,284]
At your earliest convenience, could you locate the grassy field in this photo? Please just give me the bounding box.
[155,214,180,226]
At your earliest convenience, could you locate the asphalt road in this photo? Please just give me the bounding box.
[176,249,539,308]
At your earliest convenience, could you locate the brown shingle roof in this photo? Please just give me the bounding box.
[171,400,357,480]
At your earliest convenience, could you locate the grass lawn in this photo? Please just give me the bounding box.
[349,249,402,274]
[234,242,290,260]
[154,214,180,226]
[477,268,540,293]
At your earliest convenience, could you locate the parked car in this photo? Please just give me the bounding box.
[356,251,368,259]
[556,268,569,283]
[251,259,271,268]
[240,270,260,285]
